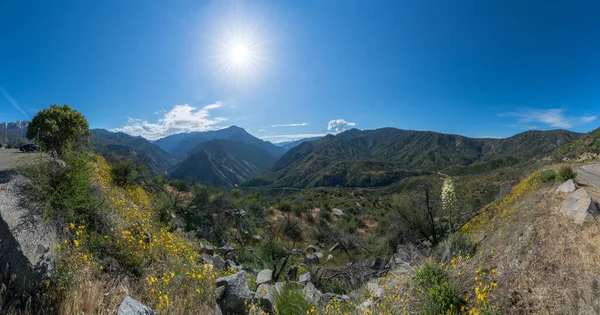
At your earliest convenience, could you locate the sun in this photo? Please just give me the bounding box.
[209,23,272,83]
[230,44,250,64]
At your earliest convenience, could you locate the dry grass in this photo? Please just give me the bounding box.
[468,180,600,314]
[58,279,116,315]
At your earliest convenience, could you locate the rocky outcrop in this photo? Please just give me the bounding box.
[559,188,598,224]
[0,172,57,292]
[254,284,275,313]
[256,269,273,285]
[555,179,577,194]
[215,271,252,314]
[117,296,157,315]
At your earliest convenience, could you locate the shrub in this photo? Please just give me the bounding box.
[557,165,576,182]
[278,217,303,240]
[434,232,476,264]
[110,159,139,187]
[414,262,464,314]
[274,282,312,315]
[537,169,556,183]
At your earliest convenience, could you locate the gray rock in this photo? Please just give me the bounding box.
[254,284,275,313]
[367,283,384,299]
[219,244,234,255]
[331,208,344,216]
[323,293,352,303]
[256,269,273,285]
[359,299,375,311]
[225,251,238,264]
[299,272,311,284]
[253,234,262,241]
[0,172,57,292]
[213,254,226,270]
[556,179,577,194]
[286,265,298,281]
[304,253,320,265]
[305,245,319,253]
[560,188,598,224]
[315,252,324,260]
[214,304,223,315]
[200,243,215,255]
[117,296,157,315]
[215,271,252,315]
[225,259,239,271]
[202,253,214,266]
[303,282,323,304]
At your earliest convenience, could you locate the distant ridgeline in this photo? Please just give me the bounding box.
[1,119,591,188]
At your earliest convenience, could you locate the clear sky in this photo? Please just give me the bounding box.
[1,0,599,142]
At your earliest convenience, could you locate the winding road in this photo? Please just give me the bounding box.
[576,162,600,188]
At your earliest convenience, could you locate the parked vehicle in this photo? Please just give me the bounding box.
[19,144,40,152]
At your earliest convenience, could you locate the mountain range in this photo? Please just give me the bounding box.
[0,121,30,146]
[1,119,595,188]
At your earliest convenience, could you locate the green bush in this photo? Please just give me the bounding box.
[414,263,464,315]
[537,169,556,183]
[434,232,476,264]
[110,159,139,187]
[18,153,96,222]
[274,282,312,315]
[557,165,577,182]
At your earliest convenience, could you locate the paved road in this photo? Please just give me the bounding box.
[576,162,600,188]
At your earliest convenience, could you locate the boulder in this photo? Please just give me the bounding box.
[286,265,298,281]
[256,269,273,285]
[304,253,320,265]
[225,251,238,264]
[359,299,375,311]
[331,208,344,216]
[215,271,252,314]
[212,254,226,270]
[214,304,223,315]
[299,272,311,284]
[326,254,334,263]
[0,172,57,292]
[305,245,319,253]
[556,179,577,194]
[315,252,324,260]
[117,296,157,315]
[199,243,215,255]
[219,244,234,255]
[254,284,275,313]
[303,282,323,304]
[560,188,598,224]
[202,253,214,266]
[225,259,239,271]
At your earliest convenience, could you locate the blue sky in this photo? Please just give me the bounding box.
[1,0,599,142]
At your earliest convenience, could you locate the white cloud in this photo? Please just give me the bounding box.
[0,87,28,119]
[268,123,308,128]
[113,102,226,140]
[327,119,356,133]
[260,133,326,143]
[501,108,596,129]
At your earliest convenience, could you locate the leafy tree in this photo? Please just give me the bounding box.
[26,104,91,157]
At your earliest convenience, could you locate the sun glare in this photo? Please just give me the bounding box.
[230,44,250,64]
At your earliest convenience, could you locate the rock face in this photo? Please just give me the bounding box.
[556,179,577,194]
[560,188,598,224]
[215,271,252,314]
[117,296,157,315]
[256,269,273,285]
[0,172,57,292]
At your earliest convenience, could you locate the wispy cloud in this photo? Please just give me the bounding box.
[0,87,28,119]
[114,102,226,140]
[328,119,356,133]
[267,123,308,128]
[501,108,596,129]
[260,133,327,143]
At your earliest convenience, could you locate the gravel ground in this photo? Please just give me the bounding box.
[0,149,41,171]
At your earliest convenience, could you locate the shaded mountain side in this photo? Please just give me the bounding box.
[154,126,285,159]
[91,129,179,175]
[0,121,30,145]
[259,128,583,188]
[169,139,278,186]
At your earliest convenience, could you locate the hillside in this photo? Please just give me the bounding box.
[260,128,582,188]
[169,139,278,186]
[0,121,30,146]
[154,126,285,159]
[555,127,600,159]
[91,129,179,174]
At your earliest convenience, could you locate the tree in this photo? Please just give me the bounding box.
[26,104,91,157]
